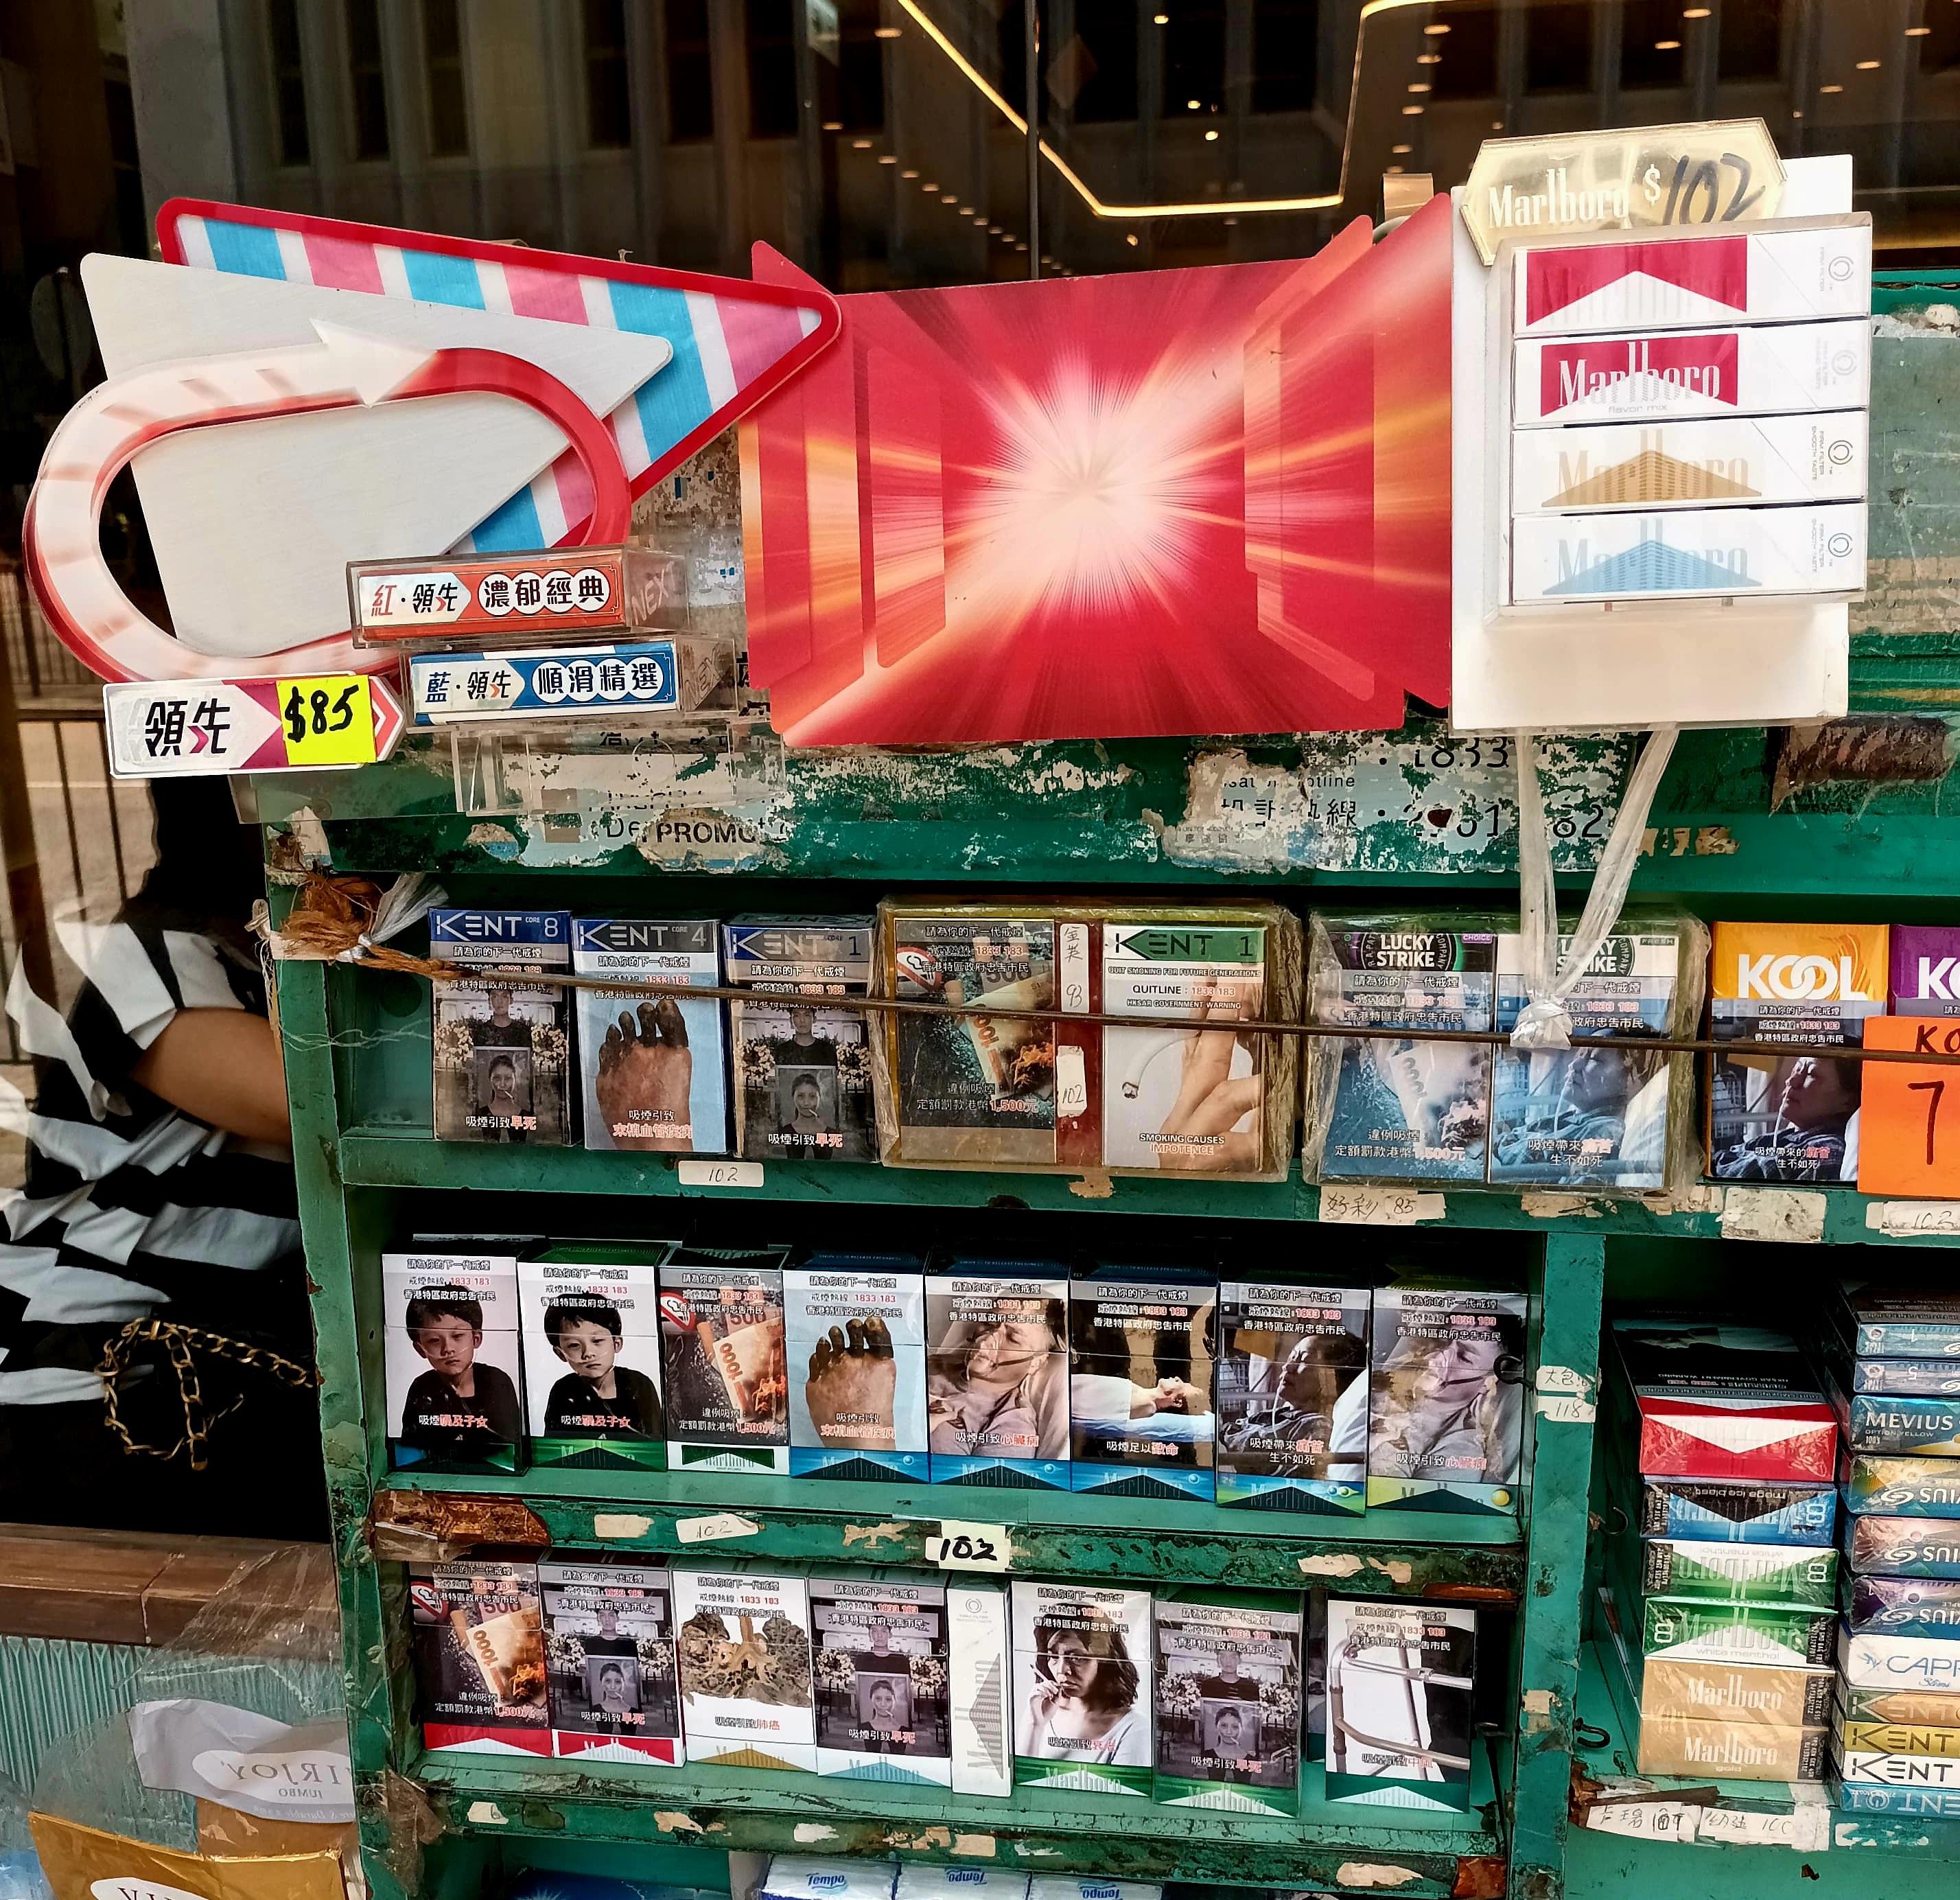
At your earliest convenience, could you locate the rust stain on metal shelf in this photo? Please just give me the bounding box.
[841,1521,910,1550]
[1068,1171,1115,1200]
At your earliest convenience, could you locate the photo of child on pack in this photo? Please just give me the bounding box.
[811,1586,949,1760]
[736,1002,874,1160]
[540,1301,662,1441]
[1369,1302,1526,1492]
[390,1284,523,1468]
[1154,1610,1299,1794]
[927,1290,1069,1465]
[432,978,569,1144]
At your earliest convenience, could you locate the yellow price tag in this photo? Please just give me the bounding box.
[275,674,375,767]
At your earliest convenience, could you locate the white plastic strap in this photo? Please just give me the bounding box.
[1510,726,1680,1049]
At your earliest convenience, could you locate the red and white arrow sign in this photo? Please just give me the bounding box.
[103,673,407,778]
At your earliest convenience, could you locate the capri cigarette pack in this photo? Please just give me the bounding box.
[1840,1626,1960,1693]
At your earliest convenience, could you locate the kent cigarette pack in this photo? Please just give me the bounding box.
[786,1255,928,1481]
[1834,1779,1960,1816]
[657,1247,791,1475]
[1636,1476,1836,1546]
[1848,1518,1960,1579]
[1510,502,1865,604]
[429,907,574,1146]
[1010,1581,1154,1799]
[1639,1656,1834,1728]
[808,1574,952,1784]
[1512,222,1871,336]
[1836,1284,1960,1360]
[1843,1452,1960,1516]
[1847,1575,1960,1639]
[351,545,687,642]
[1640,1538,1836,1607]
[1636,1714,1828,1782]
[1841,1626,1960,1693]
[1839,1719,1960,1759]
[539,1558,682,1763]
[1069,1267,1217,1501]
[1841,1683,1960,1728]
[926,1260,1069,1490]
[1641,1597,1835,1668]
[1836,1745,1960,1789]
[410,1559,550,1755]
[1515,320,1870,426]
[672,1569,815,1770]
[519,1243,671,1470]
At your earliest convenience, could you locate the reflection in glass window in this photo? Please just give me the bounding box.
[1063,1,1139,124]
[586,0,633,149]
[347,0,390,159]
[747,0,800,138]
[1163,0,1226,117]
[1620,0,1686,90]
[268,0,310,166]
[666,0,714,142]
[424,0,469,157]
[1525,1,1592,93]
[830,0,887,132]
[1252,0,1318,114]
[1717,0,1784,82]
[1430,7,1498,102]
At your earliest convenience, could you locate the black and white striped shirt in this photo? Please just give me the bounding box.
[0,920,304,1406]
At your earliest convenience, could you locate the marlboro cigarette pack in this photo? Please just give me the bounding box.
[1510,502,1865,604]
[808,1574,952,1784]
[1514,319,1870,426]
[657,1247,791,1475]
[1010,1581,1154,1799]
[1512,222,1871,336]
[410,1559,550,1755]
[1891,928,1960,1019]
[1640,1538,1836,1607]
[1841,1626,1960,1693]
[1836,1285,1960,1360]
[1848,1575,1960,1639]
[351,544,688,642]
[1642,1597,1835,1668]
[1843,1452,1960,1517]
[673,1569,815,1770]
[1849,1518,1960,1579]
[1640,1656,1834,1729]
[1637,1715,1828,1782]
[539,1558,683,1763]
[1636,1476,1836,1546]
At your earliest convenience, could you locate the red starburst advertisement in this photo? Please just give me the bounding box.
[740,196,1454,745]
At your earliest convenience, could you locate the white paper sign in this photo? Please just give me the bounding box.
[673,1511,761,1545]
[677,1158,765,1188]
[1318,1186,1447,1226]
[1720,1187,1827,1244]
[926,1520,1012,1572]
[1868,1201,1960,1239]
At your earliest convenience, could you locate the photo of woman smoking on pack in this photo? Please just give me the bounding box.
[1018,1606,1148,1768]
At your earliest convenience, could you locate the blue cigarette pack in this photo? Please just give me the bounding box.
[1636,1475,1836,1546]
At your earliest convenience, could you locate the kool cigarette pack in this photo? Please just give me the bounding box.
[1639,1656,1834,1729]
[1010,1581,1154,1798]
[1151,1588,1305,1815]
[1641,1596,1835,1668]
[926,1260,1069,1489]
[384,1246,525,1474]
[1847,1575,1960,1638]
[1511,414,1868,515]
[1707,923,1889,1185]
[657,1247,791,1475]
[1849,1518,1960,1579]
[1836,1284,1960,1360]
[786,1254,928,1481]
[1843,1453,1960,1516]
[875,900,1300,1179]
[1510,502,1865,604]
[410,1558,549,1755]
[1636,1475,1836,1546]
[1835,1780,1960,1816]
[946,1577,1012,1798]
[1639,1538,1836,1607]
[672,1569,815,1770]
[429,907,574,1146]
[1839,1719,1960,1759]
[1514,318,1870,426]
[1841,1625,1960,1693]
[1609,1318,1835,1481]
[538,1558,682,1763]
[1069,1266,1217,1501]
[519,1243,671,1470]
[1841,1682,1960,1728]
[350,544,688,642]
[1887,927,1960,1019]
[1512,222,1871,336]
[808,1574,952,1784]
[1636,1713,1828,1782]
[1841,1391,1960,1459]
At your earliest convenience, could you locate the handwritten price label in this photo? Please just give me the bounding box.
[276,674,374,767]
[926,1521,1012,1572]
[676,1159,765,1189]
[1318,1186,1447,1227]
[1858,1018,1960,1200]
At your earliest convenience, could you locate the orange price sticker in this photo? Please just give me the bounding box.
[1856,1016,1960,1198]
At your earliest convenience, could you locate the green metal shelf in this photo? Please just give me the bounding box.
[412,1749,1504,1889]
[377,1465,1524,1596]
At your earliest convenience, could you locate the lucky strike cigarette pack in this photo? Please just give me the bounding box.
[1637,1714,1828,1782]
[1707,923,1889,1186]
[1639,1538,1836,1608]
[1891,927,1960,1019]
[1510,502,1865,605]
[1513,319,1870,427]
[351,544,688,643]
[1511,414,1868,515]
[1843,1452,1960,1517]
[1841,1625,1960,1694]
[1639,1656,1834,1729]
[1511,222,1871,336]
[1849,1518,1960,1579]
[1635,1476,1836,1546]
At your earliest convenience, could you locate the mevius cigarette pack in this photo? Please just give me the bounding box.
[1848,1518,1960,1579]
[1850,1358,1960,1398]
[1307,917,1500,1184]
[1642,1597,1834,1667]
[1847,1575,1960,1638]
[946,1578,1012,1798]
[1887,927,1960,1019]
[351,544,687,642]
[786,1255,928,1481]
[410,1559,549,1755]
[1636,1476,1836,1546]
[1637,1715,1828,1782]
[519,1244,670,1470]
[672,1569,815,1770]
[1511,415,1868,515]
[1151,1589,1304,1814]
[1840,1625,1960,1693]
[1512,222,1872,336]
[1841,1683,1960,1728]
[1514,319,1870,426]
[1836,1285,1960,1360]
[539,1559,682,1763]
[571,918,726,1154]
[1010,1581,1154,1798]
[1640,1538,1836,1607]
[1841,1391,1960,1459]
[429,907,574,1145]
[384,1247,525,1474]
[1843,1453,1960,1516]
[725,916,877,1162]
[1214,1282,1368,1514]
[1834,1780,1960,1816]
[1707,923,1889,1184]
[657,1247,791,1475]
[1068,1267,1217,1501]
[1510,503,1865,604]
[926,1261,1069,1489]
[809,1575,951,1783]
[1367,1286,1527,1512]
[1640,1656,1834,1729]
[1323,1599,1475,1811]
[1839,1719,1960,1758]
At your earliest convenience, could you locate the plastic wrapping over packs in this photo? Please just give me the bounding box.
[872,899,1301,1180]
[1303,910,1707,1196]
[29,1547,360,1900]
[0,1777,49,1900]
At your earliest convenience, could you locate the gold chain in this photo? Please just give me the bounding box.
[96,1319,318,1472]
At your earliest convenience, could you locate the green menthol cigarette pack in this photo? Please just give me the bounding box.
[1640,1538,1837,1607]
[1642,1596,1836,1667]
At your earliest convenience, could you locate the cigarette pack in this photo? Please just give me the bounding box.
[1510,503,1865,604]
[1510,414,1869,513]
[1848,1518,1960,1579]
[1635,1476,1837,1546]
[1836,1284,1960,1360]
[1638,1656,1835,1729]
[1640,1538,1836,1607]
[657,1247,791,1476]
[1307,918,1500,1184]
[1847,1576,1960,1639]
[1834,1778,1960,1816]
[1887,927,1960,1019]
[1708,923,1889,1184]
[1010,1581,1154,1798]
[809,1574,952,1784]
[1491,927,1685,1190]
[1841,1682,1960,1728]
[350,544,688,642]
[539,1559,683,1763]
[1836,1746,1960,1789]
[946,1577,1012,1798]
[1215,1282,1368,1514]
[1152,1589,1304,1814]
[725,915,878,1163]
[1324,1598,1475,1810]
[897,1873,1025,1900]
[1069,1266,1217,1501]
[786,1255,928,1481]
[672,1569,815,1770]
[1840,1625,1960,1693]
[1609,1318,1834,1481]
[1636,1715,1828,1782]
[1513,319,1870,426]
[1839,1719,1960,1759]
[519,1244,671,1470]
[926,1261,1069,1489]
[1843,1452,1960,1516]
[1513,222,1872,336]
[763,1864,896,1900]
[384,1247,525,1474]
[428,908,574,1145]
[1841,1391,1960,1458]
[1368,1286,1527,1513]
[409,1559,549,1755]
[571,918,727,1155]
[1641,1597,1836,1667]
[1850,1357,1960,1398]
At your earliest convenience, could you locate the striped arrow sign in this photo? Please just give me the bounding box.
[103,673,406,778]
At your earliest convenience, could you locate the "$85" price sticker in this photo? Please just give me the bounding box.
[277,674,374,767]
[924,1520,1012,1572]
